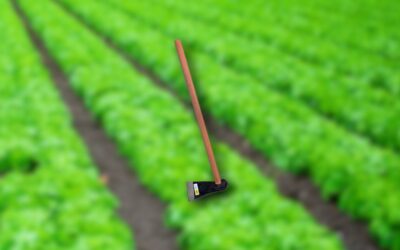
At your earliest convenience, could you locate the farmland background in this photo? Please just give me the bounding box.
[1,0,399,249]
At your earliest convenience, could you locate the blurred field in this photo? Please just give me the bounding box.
[1,0,399,249]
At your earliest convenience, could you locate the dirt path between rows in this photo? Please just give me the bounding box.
[51,3,382,250]
[13,2,179,250]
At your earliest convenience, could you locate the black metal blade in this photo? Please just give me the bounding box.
[187,179,228,201]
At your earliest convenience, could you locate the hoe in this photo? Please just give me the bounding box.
[175,40,228,201]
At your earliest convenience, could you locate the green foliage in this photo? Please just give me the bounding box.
[157,0,400,89]
[57,0,400,248]
[104,0,400,152]
[18,0,345,249]
[0,1,132,249]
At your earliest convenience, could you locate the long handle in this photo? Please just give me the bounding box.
[175,40,222,185]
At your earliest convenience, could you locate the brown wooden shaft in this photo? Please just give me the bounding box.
[175,40,222,185]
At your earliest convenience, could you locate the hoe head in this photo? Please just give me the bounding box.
[187,179,228,201]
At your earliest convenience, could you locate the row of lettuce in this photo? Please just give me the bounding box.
[282,0,400,56]
[17,0,347,249]
[0,1,132,249]
[146,0,400,94]
[195,0,400,63]
[101,0,400,153]
[56,0,400,249]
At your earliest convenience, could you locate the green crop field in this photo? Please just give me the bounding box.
[1,0,399,249]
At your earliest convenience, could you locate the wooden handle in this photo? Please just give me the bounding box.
[175,40,222,185]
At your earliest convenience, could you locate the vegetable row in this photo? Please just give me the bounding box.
[190,0,400,62]
[149,0,400,94]
[18,0,346,249]
[0,1,132,249]
[58,0,400,249]
[104,0,400,152]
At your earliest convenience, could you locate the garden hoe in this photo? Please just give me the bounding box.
[175,40,228,201]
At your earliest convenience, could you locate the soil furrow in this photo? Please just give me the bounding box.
[13,1,179,250]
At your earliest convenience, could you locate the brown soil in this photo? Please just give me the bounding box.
[13,2,179,250]
[208,121,380,250]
